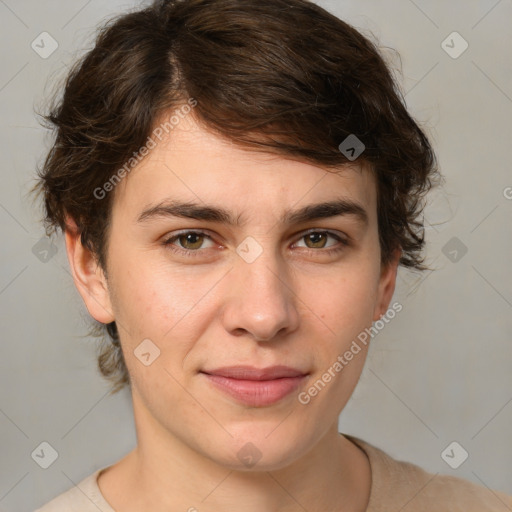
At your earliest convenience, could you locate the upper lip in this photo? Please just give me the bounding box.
[201,365,308,381]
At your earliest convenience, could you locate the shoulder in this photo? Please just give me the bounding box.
[34,467,114,512]
[346,435,512,512]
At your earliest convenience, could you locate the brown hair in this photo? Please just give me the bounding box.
[32,0,441,394]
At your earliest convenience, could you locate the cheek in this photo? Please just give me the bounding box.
[304,270,378,403]
[109,258,221,377]
[317,263,380,338]
[110,259,185,331]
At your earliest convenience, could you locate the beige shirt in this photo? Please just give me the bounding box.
[34,435,512,511]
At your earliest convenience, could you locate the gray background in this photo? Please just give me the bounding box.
[0,0,511,510]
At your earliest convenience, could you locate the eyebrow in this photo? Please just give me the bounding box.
[136,197,369,227]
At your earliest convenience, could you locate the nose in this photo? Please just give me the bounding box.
[220,248,300,342]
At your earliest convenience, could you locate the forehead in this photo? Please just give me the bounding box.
[113,113,377,224]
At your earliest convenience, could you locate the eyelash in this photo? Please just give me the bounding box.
[161,229,350,258]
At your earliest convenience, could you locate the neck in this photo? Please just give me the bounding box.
[98,392,371,512]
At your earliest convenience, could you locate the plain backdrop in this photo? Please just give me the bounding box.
[0,0,511,510]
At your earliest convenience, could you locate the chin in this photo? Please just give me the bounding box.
[201,427,312,473]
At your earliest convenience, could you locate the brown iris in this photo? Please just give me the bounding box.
[303,232,329,249]
[178,233,205,250]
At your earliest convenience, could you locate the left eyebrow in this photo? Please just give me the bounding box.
[136,197,369,227]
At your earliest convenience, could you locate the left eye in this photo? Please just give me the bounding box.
[294,231,341,249]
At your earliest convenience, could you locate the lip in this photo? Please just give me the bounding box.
[201,365,308,407]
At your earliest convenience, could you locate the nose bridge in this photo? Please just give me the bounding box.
[223,239,299,341]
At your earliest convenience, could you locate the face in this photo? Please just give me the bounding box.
[70,112,399,471]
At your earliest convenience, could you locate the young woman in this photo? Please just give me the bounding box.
[32,0,512,510]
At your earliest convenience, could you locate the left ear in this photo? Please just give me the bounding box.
[372,247,401,322]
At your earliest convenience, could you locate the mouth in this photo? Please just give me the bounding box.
[200,365,309,407]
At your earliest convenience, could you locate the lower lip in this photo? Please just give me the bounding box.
[202,373,307,407]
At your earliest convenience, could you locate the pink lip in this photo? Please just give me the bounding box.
[201,366,308,407]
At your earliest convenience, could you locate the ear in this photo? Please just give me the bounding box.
[64,215,115,324]
[372,247,401,322]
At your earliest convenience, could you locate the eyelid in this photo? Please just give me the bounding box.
[294,227,349,244]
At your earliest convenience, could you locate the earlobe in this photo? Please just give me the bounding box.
[373,247,401,322]
[64,215,115,324]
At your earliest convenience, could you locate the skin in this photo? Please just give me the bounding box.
[65,111,401,512]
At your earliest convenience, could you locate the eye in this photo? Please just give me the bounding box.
[162,230,216,255]
[296,231,340,249]
[294,230,348,252]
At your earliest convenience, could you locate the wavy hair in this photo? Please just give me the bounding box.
[32,0,441,394]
